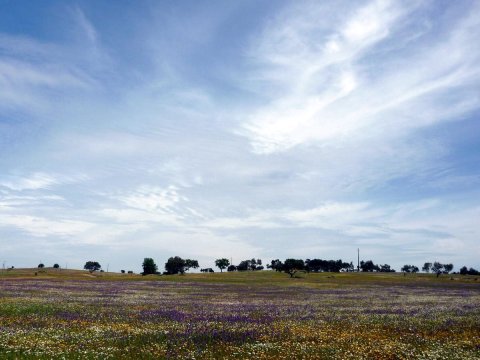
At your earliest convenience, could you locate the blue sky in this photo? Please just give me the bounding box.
[1,0,479,272]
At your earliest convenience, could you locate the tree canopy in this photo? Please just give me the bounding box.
[215,258,230,272]
[84,261,101,272]
[165,256,199,275]
[142,258,158,275]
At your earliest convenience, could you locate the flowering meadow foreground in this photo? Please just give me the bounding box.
[0,270,479,359]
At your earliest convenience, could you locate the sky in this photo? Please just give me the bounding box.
[1,0,479,273]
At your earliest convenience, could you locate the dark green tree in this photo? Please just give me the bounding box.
[215,258,230,272]
[283,259,306,278]
[379,264,395,272]
[236,260,250,271]
[227,265,237,272]
[422,262,432,273]
[401,265,418,273]
[360,260,378,272]
[142,258,158,275]
[38,263,45,268]
[431,261,444,277]
[184,259,199,272]
[84,261,101,272]
[163,257,199,274]
[467,267,480,275]
[443,263,454,273]
[53,263,60,269]
[267,259,283,272]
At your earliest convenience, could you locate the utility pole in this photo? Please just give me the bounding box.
[357,248,360,272]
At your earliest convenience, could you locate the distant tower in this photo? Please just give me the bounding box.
[357,248,360,272]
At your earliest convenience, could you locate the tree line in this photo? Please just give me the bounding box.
[20,258,478,278]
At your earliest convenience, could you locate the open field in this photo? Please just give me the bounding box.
[0,270,479,359]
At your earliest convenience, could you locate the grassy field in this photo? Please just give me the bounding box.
[0,269,479,359]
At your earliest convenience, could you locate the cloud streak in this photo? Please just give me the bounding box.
[240,0,480,154]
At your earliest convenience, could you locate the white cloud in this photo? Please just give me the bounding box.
[0,173,59,191]
[240,1,480,154]
[0,214,94,238]
[115,185,187,212]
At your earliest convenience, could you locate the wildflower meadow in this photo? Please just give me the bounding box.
[0,270,479,359]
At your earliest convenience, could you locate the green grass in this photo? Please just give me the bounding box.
[0,268,479,359]
[1,267,478,288]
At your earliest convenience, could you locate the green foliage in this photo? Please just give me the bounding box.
[305,259,353,272]
[379,264,395,272]
[422,262,432,273]
[84,261,101,272]
[165,256,199,275]
[236,259,262,271]
[401,265,419,273]
[185,259,199,272]
[142,258,158,275]
[53,263,60,269]
[38,263,45,268]
[360,260,378,272]
[460,266,479,275]
[430,262,454,276]
[283,259,306,278]
[215,258,230,272]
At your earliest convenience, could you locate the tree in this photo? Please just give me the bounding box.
[460,266,468,275]
[267,259,283,272]
[283,259,305,278]
[379,264,395,272]
[236,260,250,271]
[142,258,158,275]
[431,262,444,277]
[165,256,198,275]
[227,265,237,272]
[84,261,101,272]
[422,262,432,273]
[467,267,480,275]
[121,270,126,274]
[401,265,419,273]
[215,258,230,273]
[53,263,60,269]
[38,263,45,268]
[184,259,199,272]
[360,260,377,272]
[443,263,454,274]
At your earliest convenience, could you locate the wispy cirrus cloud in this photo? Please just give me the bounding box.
[240,0,480,154]
[0,173,59,191]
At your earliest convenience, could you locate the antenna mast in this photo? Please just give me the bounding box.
[357,248,360,272]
